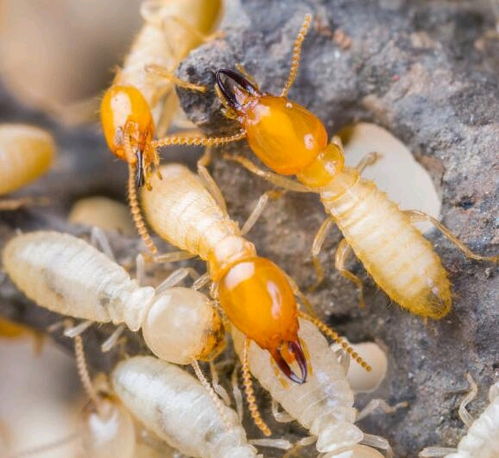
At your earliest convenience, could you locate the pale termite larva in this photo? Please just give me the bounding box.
[0,123,55,196]
[232,319,389,456]
[420,378,499,458]
[2,231,224,365]
[112,355,258,458]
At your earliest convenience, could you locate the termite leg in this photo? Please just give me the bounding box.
[309,217,335,291]
[249,438,292,451]
[231,362,244,421]
[282,436,316,458]
[90,227,115,261]
[361,433,394,458]
[136,254,146,286]
[145,64,207,92]
[242,338,272,436]
[63,320,93,338]
[280,14,313,97]
[156,267,200,294]
[241,189,284,235]
[101,325,126,353]
[198,146,228,213]
[271,399,294,423]
[355,151,382,174]
[404,210,499,262]
[356,399,409,421]
[165,15,225,44]
[193,272,211,291]
[335,238,366,308]
[224,154,312,192]
[209,360,231,406]
[331,134,343,149]
[419,447,458,457]
[458,373,478,428]
[153,250,196,264]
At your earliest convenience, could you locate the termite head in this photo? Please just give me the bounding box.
[217,256,307,384]
[216,69,328,176]
[100,85,157,188]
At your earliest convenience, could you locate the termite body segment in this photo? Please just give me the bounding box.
[2,231,224,364]
[112,355,258,458]
[233,319,382,455]
[100,0,221,188]
[141,163,307,384]
[0,123,55,195]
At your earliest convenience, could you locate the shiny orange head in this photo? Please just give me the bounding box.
[216,69,328,175]
[100,85,156,188]
[217,256,307,383]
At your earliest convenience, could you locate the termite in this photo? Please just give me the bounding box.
[151,14,498,319]
[141,163,371,435]
[420,375,499,458]
[99,0,222,255]
[232,319,395,456]
[112,355,258,458]
[2,230,225,366]
[0,123,55,210]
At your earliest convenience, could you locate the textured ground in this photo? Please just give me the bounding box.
[0,0,498,456]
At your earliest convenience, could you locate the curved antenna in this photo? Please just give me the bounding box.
[74,335,102,413]
[242,338,272,436]
[215,69,260,110]
[299,311,372,372]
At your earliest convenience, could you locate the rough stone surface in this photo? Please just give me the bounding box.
[0,0,498,456]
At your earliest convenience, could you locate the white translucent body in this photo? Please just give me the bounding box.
[446,382,499,458]
[2,231,220,364]
[0,124,55,195]
[142,164,243,262]
[233,319,364,454]
[324,444,384,457]
[82,398,136,458]
[112,356,258,458]
[69,196,135,236]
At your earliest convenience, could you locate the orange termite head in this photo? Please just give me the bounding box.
[100,85,157,188]
[217,255,307,384]
[216,69,328,176]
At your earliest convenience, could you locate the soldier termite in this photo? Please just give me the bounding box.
[151,14,498,319]
[419,375,499,458]
[0,124,55,210]
[112,355,259,458]
[99,0,222,255]
[232,319,398,456]
[141,163,371,436]
[2,230,225,367]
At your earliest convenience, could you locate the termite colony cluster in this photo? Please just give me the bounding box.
[0,1,497,457]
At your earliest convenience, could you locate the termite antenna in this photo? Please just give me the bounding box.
[298,311,372,372]
[128,162,158,255]
[191,360,232,431]
[280,13,313,98]
[74,335,102,414]
[242,338,272,437]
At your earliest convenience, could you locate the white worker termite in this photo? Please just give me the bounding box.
[419,375,499,458]
[112,355,259,458]
[2,230,225,366]
[232,319,402,456]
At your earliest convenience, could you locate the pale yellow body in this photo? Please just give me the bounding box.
[112,356,257,458]
[2,231,222,364]
[0,124,55,195]
[116,0,221,124]
[322,168,451,318]
[233,319,381,455]
[142,164,252,267]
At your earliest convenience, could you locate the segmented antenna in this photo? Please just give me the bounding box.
[242,338,272,436]
[128,162,158,255]
[152,130,246,149]
[191,360,232,430]
[299,311,372,372]
[74,335,102,411]
[280,14,312,97]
